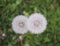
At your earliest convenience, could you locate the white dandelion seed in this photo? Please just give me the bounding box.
[2,33,6,37]
[12,15,28,34]
[27,13,47,34]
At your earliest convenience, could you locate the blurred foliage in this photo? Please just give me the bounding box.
[0,0,60,46]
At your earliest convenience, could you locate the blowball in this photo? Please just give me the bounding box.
[12,15,28,34]
[27,13,47,34]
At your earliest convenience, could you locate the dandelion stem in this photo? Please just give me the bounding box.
[18,35,23,46]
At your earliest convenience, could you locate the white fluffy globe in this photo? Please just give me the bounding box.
[12,15,28,34]
[27,13,47,34]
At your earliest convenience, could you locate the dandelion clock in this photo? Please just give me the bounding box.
[12,15,28,34]
[27,13,47,34]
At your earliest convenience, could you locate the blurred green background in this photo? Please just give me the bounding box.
[0,0,60,46]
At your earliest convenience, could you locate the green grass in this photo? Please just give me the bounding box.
[0,0,60,46]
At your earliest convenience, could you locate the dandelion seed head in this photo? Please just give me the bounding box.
[12,15,28,34]
[27,13,47,34]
